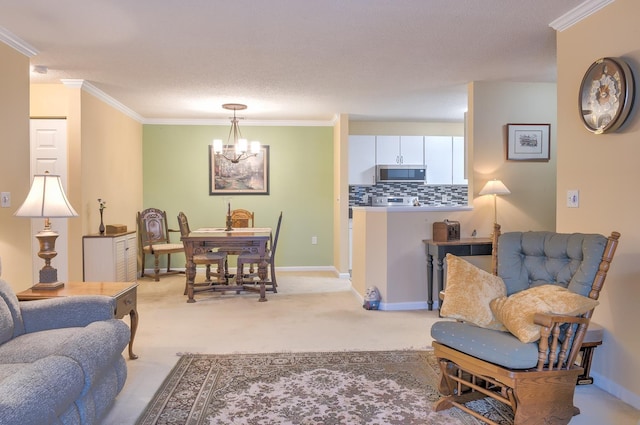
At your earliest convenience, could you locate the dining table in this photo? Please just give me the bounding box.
[181,227,272,303]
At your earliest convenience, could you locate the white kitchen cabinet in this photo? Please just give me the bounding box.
[424,136,453,184]
[452,136,468,185]
[424,136,467,185]
[375,135,400,164]
[348,135,376,185]
[83,231,138,282]
[375,135,424,165]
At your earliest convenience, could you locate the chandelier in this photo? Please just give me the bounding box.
[212,103,260,164]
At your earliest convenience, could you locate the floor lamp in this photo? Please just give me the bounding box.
[14,172,78,289]
[479,179,511,231]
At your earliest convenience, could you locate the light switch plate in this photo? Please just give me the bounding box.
[0,192,9,208]
[567,190,579,208]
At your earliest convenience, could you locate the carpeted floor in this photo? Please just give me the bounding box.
[135,350,513,425]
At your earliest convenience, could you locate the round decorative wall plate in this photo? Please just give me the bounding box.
[579,57,635,134]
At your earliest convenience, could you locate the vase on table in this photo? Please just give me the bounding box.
[99,210,105,234]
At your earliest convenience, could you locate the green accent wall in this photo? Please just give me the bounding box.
[142,124,334,270]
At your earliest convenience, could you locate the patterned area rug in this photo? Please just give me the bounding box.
[135,350,513,425]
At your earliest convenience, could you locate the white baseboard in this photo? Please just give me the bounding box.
[349,288,431,311]
[591,371,640,410]
[379,301,430,311]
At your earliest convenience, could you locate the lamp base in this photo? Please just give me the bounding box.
[33,228,64,290]
[31,281,64,290]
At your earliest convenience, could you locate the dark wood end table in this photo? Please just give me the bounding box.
[423,238,493,310]
[17,281,139,360]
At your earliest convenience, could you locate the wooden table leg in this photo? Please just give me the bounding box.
[257,257,268,302]
[427,253,434,311]
[128,308,139,360]
[185,258,197,303]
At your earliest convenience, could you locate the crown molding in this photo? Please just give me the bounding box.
[0,26,38,57]
[142,118,335,127]
[549,0,614,31]
[58,82,333,125]
[61,79,145,122]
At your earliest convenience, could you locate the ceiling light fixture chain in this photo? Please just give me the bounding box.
[212,103,260,164]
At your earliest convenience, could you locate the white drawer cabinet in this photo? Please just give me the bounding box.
[83,231,137,282]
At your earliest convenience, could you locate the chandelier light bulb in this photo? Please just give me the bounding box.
[236,139,248,154]
[213,139,223,154]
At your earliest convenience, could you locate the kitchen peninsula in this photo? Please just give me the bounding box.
[351,205,488,310]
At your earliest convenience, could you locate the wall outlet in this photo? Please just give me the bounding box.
[567,190,579,208]
[311,236,318,245]
[0,192,9,208]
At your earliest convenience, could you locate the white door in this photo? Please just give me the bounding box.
[29,119,70,283]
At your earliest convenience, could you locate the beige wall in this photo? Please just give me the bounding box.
[30,83,143,282]
[0,43,32,286]
[557,0,640,408]
[349,121,463,136]
[334,114,350,276]
[469,81,557,235]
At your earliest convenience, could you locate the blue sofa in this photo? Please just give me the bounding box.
[0,259,130,425]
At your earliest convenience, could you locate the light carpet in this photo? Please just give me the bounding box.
[135,350,513,425]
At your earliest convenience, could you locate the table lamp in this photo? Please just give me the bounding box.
[14,172,78,289]
[479,179,511,227]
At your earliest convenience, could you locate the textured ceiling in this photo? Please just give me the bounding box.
[0,0,592,122]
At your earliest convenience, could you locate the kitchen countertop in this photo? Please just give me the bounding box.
[351,205,473,212]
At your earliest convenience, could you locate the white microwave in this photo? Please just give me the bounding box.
[376,165,426,183]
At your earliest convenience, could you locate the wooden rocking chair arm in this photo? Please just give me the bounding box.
[533,312,590,328]
[534,312,591,371]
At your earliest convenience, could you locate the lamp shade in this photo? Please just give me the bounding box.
[479,179,511,196]
[14,173,78,218]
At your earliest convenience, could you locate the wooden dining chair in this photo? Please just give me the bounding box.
[220,208,255,276]
[230,209,254,228]
[237,211,283,293]
[177,212,227,294]
[137,208,184,281]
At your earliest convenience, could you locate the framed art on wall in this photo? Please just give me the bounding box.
[209,145,270,195]
[506,123,550,161]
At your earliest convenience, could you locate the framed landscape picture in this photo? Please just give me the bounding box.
[209,145,270,195]
[506,123,550,161]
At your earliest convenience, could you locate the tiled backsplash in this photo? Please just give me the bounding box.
[349,183,468,207]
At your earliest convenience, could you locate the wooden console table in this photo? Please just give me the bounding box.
[423,238,492,310]
[17,281,139,360]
